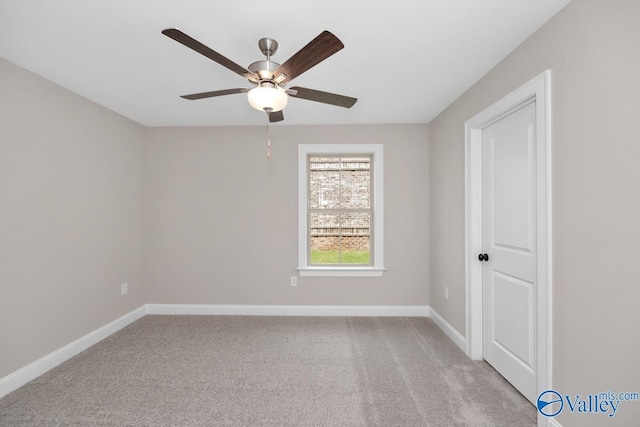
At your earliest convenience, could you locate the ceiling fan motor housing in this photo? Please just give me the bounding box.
[248,60,281,82]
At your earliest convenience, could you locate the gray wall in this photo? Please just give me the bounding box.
[143,125,429,306]
[0,54,429,381]
[428,1,640,426]
[0,58,145,378]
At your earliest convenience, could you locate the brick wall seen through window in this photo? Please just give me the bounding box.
[308,156,372,265]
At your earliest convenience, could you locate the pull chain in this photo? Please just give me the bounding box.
[266,124,271,158]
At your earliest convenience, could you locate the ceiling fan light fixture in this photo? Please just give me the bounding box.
[247,85,288,112]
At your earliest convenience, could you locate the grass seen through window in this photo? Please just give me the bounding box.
[310,250,370,264]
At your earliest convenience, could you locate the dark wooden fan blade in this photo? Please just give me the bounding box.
[180,88,249,100]
[268,110,284,122]
[289,87,357,108]
[274,31,344,83]
[162,28,257,80]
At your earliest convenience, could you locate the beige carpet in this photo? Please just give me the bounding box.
[0,316,536,426]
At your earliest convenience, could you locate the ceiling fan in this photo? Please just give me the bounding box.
[162,28,357,123]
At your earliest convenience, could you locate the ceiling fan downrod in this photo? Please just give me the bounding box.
[248,37,282,85]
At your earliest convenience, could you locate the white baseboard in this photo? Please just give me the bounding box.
[0,305,146,399]
[428,307,466,352]
[146,304,430,317]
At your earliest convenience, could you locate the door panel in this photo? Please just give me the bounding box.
[492,271,534,368]
[492,124,534,251]
[482,101,537,403]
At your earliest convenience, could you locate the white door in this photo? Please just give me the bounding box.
[481,101,537,403]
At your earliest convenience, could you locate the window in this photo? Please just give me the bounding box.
[298,144,384,276]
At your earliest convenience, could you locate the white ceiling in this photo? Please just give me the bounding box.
[0,0,571,127]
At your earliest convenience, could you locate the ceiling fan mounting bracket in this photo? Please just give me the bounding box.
[258,37,278,57]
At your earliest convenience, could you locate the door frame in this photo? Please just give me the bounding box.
[464,70,551,407]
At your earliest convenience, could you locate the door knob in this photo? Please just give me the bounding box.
[478,253,489,262]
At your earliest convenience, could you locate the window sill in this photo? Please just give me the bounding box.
[297,267,386,277]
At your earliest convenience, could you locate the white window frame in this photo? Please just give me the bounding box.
[298,144,385,277]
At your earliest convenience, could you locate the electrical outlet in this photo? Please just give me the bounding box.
[121,283,128,295]
[290,276,297,287]
[444,286,449,300]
